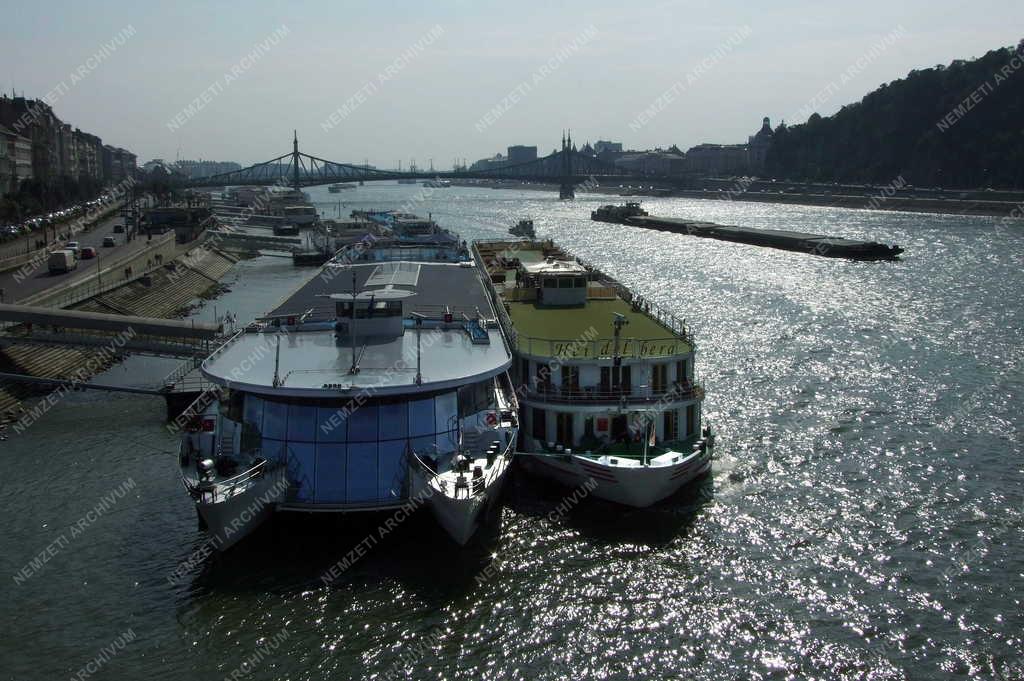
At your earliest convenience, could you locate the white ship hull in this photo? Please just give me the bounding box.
[190,465,287,550]
[411,440,515,545]
[520,444,711,508]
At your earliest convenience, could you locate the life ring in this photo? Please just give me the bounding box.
[485,412,498,427]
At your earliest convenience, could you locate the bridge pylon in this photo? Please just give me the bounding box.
[292,130,301,191]
[559,130,575,200]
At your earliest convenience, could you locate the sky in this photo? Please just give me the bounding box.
[2,0,1021,168]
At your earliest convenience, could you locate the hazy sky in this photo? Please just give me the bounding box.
[2,1,1021,168]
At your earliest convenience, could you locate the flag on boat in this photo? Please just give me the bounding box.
[648,421,656,447]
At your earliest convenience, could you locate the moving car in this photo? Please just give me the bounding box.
[102,236,116,247]
[80,246,97,259]
[48,250,78,274]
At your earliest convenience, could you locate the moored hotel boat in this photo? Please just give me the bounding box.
[178,222,519,549]
[473,238,714,508]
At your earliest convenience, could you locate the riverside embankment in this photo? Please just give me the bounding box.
[0,232,237,419]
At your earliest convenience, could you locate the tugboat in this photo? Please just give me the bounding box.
[508,219,536,239]
[591,202,649,224]
[178,218,519,549]
[474,239,713,508]
[327,183,356,193]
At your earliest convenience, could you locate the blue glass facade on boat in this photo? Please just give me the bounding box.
[225,390,462,505]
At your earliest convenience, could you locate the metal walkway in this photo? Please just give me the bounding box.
[0,303,224,358]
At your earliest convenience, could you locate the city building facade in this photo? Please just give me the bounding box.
[506,145,537,164]
[0,93,137,190]
[174,159,242,179]
[0,122,34,193]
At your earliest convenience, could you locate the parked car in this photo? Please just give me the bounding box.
[80,246,97,259]
[102,236,116,248]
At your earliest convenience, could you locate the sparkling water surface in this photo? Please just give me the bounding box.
[1,184,1021,680]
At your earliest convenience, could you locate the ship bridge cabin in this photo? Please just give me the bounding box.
[475,239,704,456]
[522,258,589,307]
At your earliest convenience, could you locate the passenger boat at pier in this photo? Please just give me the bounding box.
[178,219,519,549]
[473,238,714,507]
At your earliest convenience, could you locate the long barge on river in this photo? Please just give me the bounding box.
[592,205,904,260]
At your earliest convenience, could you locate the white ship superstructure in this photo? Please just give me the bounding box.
[474,239,713,507]
[179,225,519,548]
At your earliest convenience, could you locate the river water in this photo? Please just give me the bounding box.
[1,184,1021,680]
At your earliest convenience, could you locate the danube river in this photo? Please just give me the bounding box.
[1,183,1021,680]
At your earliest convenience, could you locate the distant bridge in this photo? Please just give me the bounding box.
[183,132,638,199]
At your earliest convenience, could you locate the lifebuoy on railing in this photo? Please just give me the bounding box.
[485,412,498,427]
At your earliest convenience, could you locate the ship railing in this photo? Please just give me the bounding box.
[512,334,691,360]
[472,244,517,351]
[200,326,249,366]
[521,382,703,404]
[408,432,515,500]
[182,456,278,504]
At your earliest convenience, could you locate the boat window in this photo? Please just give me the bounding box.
[532,408,547,441]
[222,389,244,421]
[243,394,264,432]
[314,444,346,503]
[434,391,458,452]
[574,277,586,288]
[348,403,379,442]
[378,440,407,500]
[378,401,408,440]
[316,406,348,443]
[287,403,317,443]
[409,397,435,437]
[337,299,404,319]
[458,380,492,418]
[346,443,378,502]
[558,277,573,288]
[676,359,688,382]
[288,443,316,502]
[664,409,678,441]
[263,399,288,440]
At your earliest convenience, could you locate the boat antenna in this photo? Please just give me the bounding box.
[411,312,426,385]
[612,312,628,361]
[272,335,282,387]
[642,411,653,466]
[348,269,359,375]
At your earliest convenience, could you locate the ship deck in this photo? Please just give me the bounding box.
[475,240,692,359]
[272,260,491,321]
[201,259,511,395]
[506,298,681,346]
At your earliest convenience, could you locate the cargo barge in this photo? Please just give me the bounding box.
[591,205,903,260]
